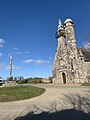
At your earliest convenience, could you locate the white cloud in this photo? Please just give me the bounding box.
[0,63,21,70]
[35,60,50,64]
[15,51,30,55]
[14,47,19,50]
[13,48,30,55]
[23,59,33,63]
[0,52,3,57]
[83,42,90,50]
[0,39,5,48]
[23,59,50,65]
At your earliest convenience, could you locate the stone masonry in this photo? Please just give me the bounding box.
[52,18,87,84]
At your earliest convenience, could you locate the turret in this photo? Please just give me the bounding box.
[64,18,74,28]
[78,49,84,61]
[52,19,68,84]
[64,18,79,81]
[55,19,65,39]
[64,18,76,44]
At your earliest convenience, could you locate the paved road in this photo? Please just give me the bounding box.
[0,84,90,120]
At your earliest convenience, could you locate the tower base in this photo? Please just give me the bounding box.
[4,80,16,87]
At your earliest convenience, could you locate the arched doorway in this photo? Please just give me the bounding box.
[62,73,66,84]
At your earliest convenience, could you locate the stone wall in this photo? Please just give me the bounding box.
[85,62,90,82]
[4,80,16,87]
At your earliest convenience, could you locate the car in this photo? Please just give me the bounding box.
[0,76,3,86]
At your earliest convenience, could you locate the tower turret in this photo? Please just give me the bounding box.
[52,19,68,83]
[78,49,86,82]
[55,19,65,39]
[64,18,74,27]
[64,18,79,82]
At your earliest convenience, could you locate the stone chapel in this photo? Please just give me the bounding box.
[52,18,88,84]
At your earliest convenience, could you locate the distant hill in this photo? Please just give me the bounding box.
[78,48,90,62]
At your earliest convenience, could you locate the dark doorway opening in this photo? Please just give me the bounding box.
[62,73,66,84]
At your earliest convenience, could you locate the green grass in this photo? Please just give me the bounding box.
[0,86,45,102]
[81,82,90,86]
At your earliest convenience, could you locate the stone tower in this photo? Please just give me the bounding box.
[64,19,79,83]
[52,18,86,84]
[9,55,13,81]
[52,19,68,84]
[10,55,13,77]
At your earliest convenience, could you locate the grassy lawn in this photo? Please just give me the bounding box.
[0,86,45,102]
[81,82,90,86]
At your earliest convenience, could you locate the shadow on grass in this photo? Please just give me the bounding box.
[15,93,90,120]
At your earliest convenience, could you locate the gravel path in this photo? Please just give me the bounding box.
[0,84,90,120]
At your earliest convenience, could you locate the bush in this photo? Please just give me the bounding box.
[16,77,52,84]
[28,78,42,84]
[81,82,90,86]
[16,79,28,84]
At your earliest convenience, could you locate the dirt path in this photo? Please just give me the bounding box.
[0,84,90,120]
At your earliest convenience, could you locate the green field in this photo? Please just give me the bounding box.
[0,86,45,102]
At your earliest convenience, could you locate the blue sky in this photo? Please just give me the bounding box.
[0,0,90,79]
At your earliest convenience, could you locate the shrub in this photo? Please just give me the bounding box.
[28,78,42,84]
[16,79,28,84]
[81,82,90,86]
